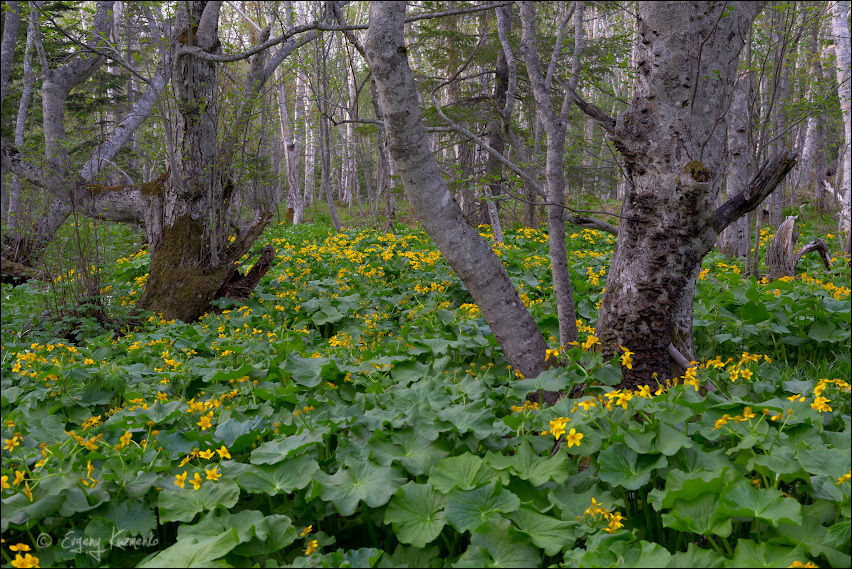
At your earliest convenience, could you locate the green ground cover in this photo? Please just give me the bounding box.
[1,218,850,568]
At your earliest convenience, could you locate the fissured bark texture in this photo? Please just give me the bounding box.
[597,2,763,386]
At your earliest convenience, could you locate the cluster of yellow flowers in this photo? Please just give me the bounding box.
[178,445,231,467]
[7,543,39,568]
[174,466,222,491]
[541,418,584,447]
[580,497,626,534]
[510,400,540,414]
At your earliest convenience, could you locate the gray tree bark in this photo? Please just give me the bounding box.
[364,1,548,379]
[573,2,796,385]
[720,71,753,258]
[518,0,582,348]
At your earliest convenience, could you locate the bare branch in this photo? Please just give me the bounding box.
[561,80,617,134]
[714,150,797,233]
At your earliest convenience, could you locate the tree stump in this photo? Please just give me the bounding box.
[766,216,832,280]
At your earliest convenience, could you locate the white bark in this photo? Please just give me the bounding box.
[831,0,852,249]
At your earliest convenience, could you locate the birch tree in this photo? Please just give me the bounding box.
[830,0,851,251]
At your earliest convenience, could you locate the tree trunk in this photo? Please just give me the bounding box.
[720,72,753,257]
[581,2,767,386]
[831,0,852,251]
[518,1,582,348]
[364,1,548,379]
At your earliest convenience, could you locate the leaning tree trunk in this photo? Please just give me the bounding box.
[577,2,773,386]
[364,1,549,379]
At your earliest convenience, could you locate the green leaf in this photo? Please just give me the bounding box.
[507,506,578,555]
[796,446,851,481]
[661,493,732,538]
[384,482,447,548]
[727,540,805,568]
[510,368,573,399]
[649,468,738,510]
[368,428,450,476]
[314,458,406,516]
[250,429,326,465]
[233,514,298,556]
[808,320,836,342]
[284,354,328,387]
[719,481,802,526]
[138,529,240,568]
[579,538,672,568]
[453,518,540,568]
[436,402,506,439]
[669,543,725,568]
[385,544,441,569]
[445,481,520,533]
[237,454,319,495]
[213,416,268,453]
[157,479,241,523]
[598,443,668,490]
[429,453,496,493]
[741,301,771,323]
[493,440,574,486]
[106,501,157,537]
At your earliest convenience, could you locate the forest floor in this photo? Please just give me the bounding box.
[1,203,850,568]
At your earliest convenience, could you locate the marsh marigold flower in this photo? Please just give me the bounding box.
[205,467,221,481]
[565,428,584,448]
[10,553,39,568]
[174,471,187,489]
[582,335,599,350]
[304,539,319,555]
[190,472,203,491]
[619,346,634,369]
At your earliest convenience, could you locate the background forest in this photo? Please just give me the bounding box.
[0,1,850,568]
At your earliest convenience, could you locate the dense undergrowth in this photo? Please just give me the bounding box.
[1,215,850,568]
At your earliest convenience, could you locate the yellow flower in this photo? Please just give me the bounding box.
[811,397,832,413]
[713,414,732,430]
[198,449,215,460]
[197,411,214,431]
[9,544,31,552]
[836,471,851,485]
[301,525,313,537]
[1,475,9,490]
[565,428,584,448]
[23,480,33,502]
[10,553,39,568]
[216,445,231,459]
[619,346,634,369]
[4,436,20,451]
[549,418,569,440]
[583,497,608,517]
[304,539,319,555]
[205,467,221,481]
[190,472,203,490]
[788,562,818,568]
[787,394,805,402]
[174,471,187,489]
[578,399,597,411]
[636,385,651,398]
[119,430,132,448]
[13,470,25,486]
[740,367,753,380]
[729,368,739,382]
[741,407,756,420]
[582,335,599,350]
[604,511,625,533]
